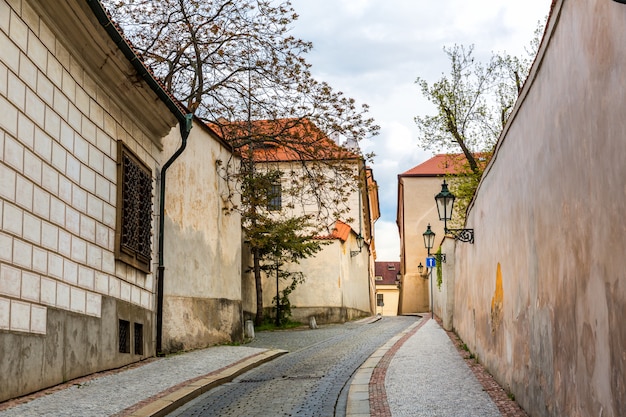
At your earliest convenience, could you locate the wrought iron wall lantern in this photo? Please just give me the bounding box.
[422,224,436,256]
[434,180,474,244]
[350,233,364,257]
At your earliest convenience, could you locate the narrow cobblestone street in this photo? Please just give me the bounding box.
[168,316,418,417]
[0,315,530,417]
[165,315,528,417]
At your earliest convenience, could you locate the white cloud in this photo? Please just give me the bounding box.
[374,220,401,261]
[292,0,550,261]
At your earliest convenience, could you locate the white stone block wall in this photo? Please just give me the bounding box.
[0,0,160,335]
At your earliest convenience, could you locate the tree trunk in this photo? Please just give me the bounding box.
[253,247,264,326]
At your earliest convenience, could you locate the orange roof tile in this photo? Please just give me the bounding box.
[400,153,489,177]
[316,220,353,242]
[210,118,361,162]
[331,220,352,242]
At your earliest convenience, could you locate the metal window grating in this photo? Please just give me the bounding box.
[115,142,153,273]
[134,322,143,355]
[120,152,152,262]
[119,319,130,353]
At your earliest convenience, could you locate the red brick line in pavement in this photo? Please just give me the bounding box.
[434,316,529,417]
[369,316,430,417]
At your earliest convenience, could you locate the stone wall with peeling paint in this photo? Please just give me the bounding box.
[454,1,626,416]
[162,122,242,352]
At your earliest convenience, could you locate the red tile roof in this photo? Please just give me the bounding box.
[400,154,464,176]
[375,262,401,285]
[400,153,489,177]
[210,118,361,162]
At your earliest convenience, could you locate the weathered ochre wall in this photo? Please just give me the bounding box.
[260,234,372,324]
[454,1,626,416]
[162,122,243,352]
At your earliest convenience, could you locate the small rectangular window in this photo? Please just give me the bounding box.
[267,182,282,211]
[376,294,384,307]
[115,141,153,273]
[119,319,130,353]
[134,322,143,355]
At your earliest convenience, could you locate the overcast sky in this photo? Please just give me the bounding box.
[290,0,551,261]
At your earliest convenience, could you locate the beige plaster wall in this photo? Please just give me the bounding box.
[398,176,446,313]
[261,234,372,324]
[259,159,363,234]
[432,237,455,330]
[375,285,400,316]
[454,1,626,416]
[162,121,242,352]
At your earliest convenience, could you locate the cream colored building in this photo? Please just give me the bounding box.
[240,120,379,324]
[396,155,458,315]
[374,261,400,316]
[0,0,177,400]
[161,121,242,353]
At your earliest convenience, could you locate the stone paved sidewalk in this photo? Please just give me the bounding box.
[0,346,275,417]
[347,316,529,417]
[435,317,528,417]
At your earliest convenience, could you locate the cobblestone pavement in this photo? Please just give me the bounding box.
[168,316,418,417]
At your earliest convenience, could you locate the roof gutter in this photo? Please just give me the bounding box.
[86,0,193,355]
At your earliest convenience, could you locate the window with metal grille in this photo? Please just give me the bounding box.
[115,142,153,273]
[119,319,130,353]
[267,182,282,211]
[134,322,143,355]
[376,294,384,307]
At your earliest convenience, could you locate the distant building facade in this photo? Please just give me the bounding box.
[238,119,379,324]
[374,261,400,316]
[396,154,463,315]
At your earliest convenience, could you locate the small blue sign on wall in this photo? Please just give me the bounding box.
[426,256,436,268]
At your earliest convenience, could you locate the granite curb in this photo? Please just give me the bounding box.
[120,348,288,417]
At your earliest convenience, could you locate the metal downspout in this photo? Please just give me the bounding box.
[157,114,193,355]
[86,0,194,355]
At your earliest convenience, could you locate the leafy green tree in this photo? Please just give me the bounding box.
[248,215,324,325]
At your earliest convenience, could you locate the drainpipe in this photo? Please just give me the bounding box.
[86,0,194,355]
[156,115,193,355]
